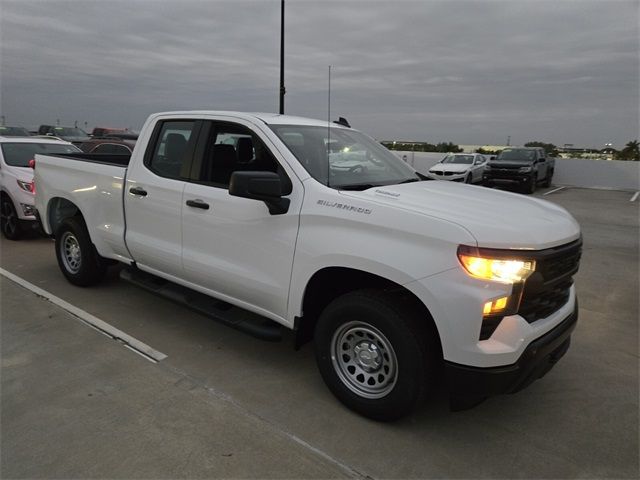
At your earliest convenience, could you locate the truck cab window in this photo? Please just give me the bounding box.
[147,121,197,179]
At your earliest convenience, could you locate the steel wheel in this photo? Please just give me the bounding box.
[330,320,398,399]
[60,231,82,274]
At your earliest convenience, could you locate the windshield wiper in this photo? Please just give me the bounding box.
[334,183,379,191]
[396,177,422,184]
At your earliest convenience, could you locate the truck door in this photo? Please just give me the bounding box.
[124,119,201,278]
[180,120,301,322]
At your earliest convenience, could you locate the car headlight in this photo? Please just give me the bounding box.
[17,179,35,193]
[518,166,532,173]
[457,245,535,284]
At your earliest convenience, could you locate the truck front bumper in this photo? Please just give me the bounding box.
[445,300,577,400]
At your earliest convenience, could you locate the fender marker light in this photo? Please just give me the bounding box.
[457,246,535,284]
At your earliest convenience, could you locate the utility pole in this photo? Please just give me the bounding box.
[507,135,511,146]
[279,0,285,114]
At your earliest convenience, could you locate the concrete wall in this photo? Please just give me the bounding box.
[392,151,640,191]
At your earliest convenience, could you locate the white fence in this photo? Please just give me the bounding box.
[393,151,640,191]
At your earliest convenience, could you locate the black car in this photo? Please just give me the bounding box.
[37,125,91,145]
[483,147,555,194]
[0,126,32,137]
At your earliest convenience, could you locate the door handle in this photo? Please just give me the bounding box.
[186,199,210,210]
[129,186,147,196]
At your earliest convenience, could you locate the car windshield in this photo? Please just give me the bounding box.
[1,143,81,167]
[0,126,31,137]
[442,154,474,164]
[496,149,536,161]
[53,127,88,137]
[269,125,420,189]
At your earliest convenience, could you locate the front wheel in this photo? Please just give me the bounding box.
[543,169,554,188]
[314,290,438,421]
[55,217,107,286]
[524,176,536,194]
[1,197,22,240]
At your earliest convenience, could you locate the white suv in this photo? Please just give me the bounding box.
[1,137,80,239]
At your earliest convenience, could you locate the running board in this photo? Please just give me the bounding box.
[120,267,283,342]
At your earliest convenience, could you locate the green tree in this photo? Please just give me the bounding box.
[524,141,559,156]
[615,140,639,161]
[476,147,502,155]
[435,142,463,153]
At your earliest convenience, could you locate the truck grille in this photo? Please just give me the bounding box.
[518,239,582,323]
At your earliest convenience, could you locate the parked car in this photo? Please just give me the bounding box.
[34,111,581,420]
[91,127,130,137]
[0,126,32,137]
[483,147,555,194]
[37,125,91,145]
[79,137,136,155]
[428,153,487,183]
[0,137,80,239]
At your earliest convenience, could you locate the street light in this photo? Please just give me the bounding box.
[279,0,285,114]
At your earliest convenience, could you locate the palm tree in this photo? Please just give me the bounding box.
[616,140,639,161]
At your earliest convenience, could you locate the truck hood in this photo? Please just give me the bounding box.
[429,163,470,174]
[342,181,580,250]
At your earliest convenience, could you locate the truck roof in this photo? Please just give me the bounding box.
[151,111,350,128]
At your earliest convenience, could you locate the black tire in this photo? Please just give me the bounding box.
[55,217,107,286]
[314,290,438,421]
[524,176,536,194]
[1,196,22,240]
[543,169,553,188]
[465,173,472,184]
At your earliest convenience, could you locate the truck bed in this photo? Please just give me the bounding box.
[34,152,130,262]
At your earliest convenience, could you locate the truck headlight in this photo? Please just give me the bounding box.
[457,245,535,284]
[518,166,532,173]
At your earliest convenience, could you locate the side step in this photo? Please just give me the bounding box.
[120,267,283,342]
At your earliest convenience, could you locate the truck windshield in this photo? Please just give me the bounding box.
[496,149,536,161]
[269,125,419,189]
[1,143,81,167]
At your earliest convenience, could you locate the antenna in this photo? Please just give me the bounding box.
[327,65,332,187]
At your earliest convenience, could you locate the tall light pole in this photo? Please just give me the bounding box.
[279,0,285,114]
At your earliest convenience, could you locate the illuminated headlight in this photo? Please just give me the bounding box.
[518,166,532,173]
[457,246,535,284]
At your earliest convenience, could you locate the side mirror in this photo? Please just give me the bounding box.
[490,156,496,160]
[538,158,546,163]
[229,171,290,215]
[474,159,483,165]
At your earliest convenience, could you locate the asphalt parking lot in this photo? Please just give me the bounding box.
[1,187,638,478]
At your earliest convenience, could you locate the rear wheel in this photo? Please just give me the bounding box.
[55,217,107,286]
[1,196,22,240]
[314,290,438,421]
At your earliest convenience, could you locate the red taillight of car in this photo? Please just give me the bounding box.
[17,179,35,193]
[28,159,35,169]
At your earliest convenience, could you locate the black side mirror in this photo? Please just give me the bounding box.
[229,171,290,215]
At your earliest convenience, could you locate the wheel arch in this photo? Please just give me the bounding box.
[294,266,442,357]
[47,196,83,235]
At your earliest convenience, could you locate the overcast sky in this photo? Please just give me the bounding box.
[1,0,638,147]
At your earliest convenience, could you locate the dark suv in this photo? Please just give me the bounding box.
[483,147,554,194]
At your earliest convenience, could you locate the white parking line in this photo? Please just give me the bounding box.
[0,268,167,363]
[543,186,567,196]
[630,192,639,202]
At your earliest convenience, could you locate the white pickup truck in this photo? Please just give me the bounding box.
[34,111,582,420]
